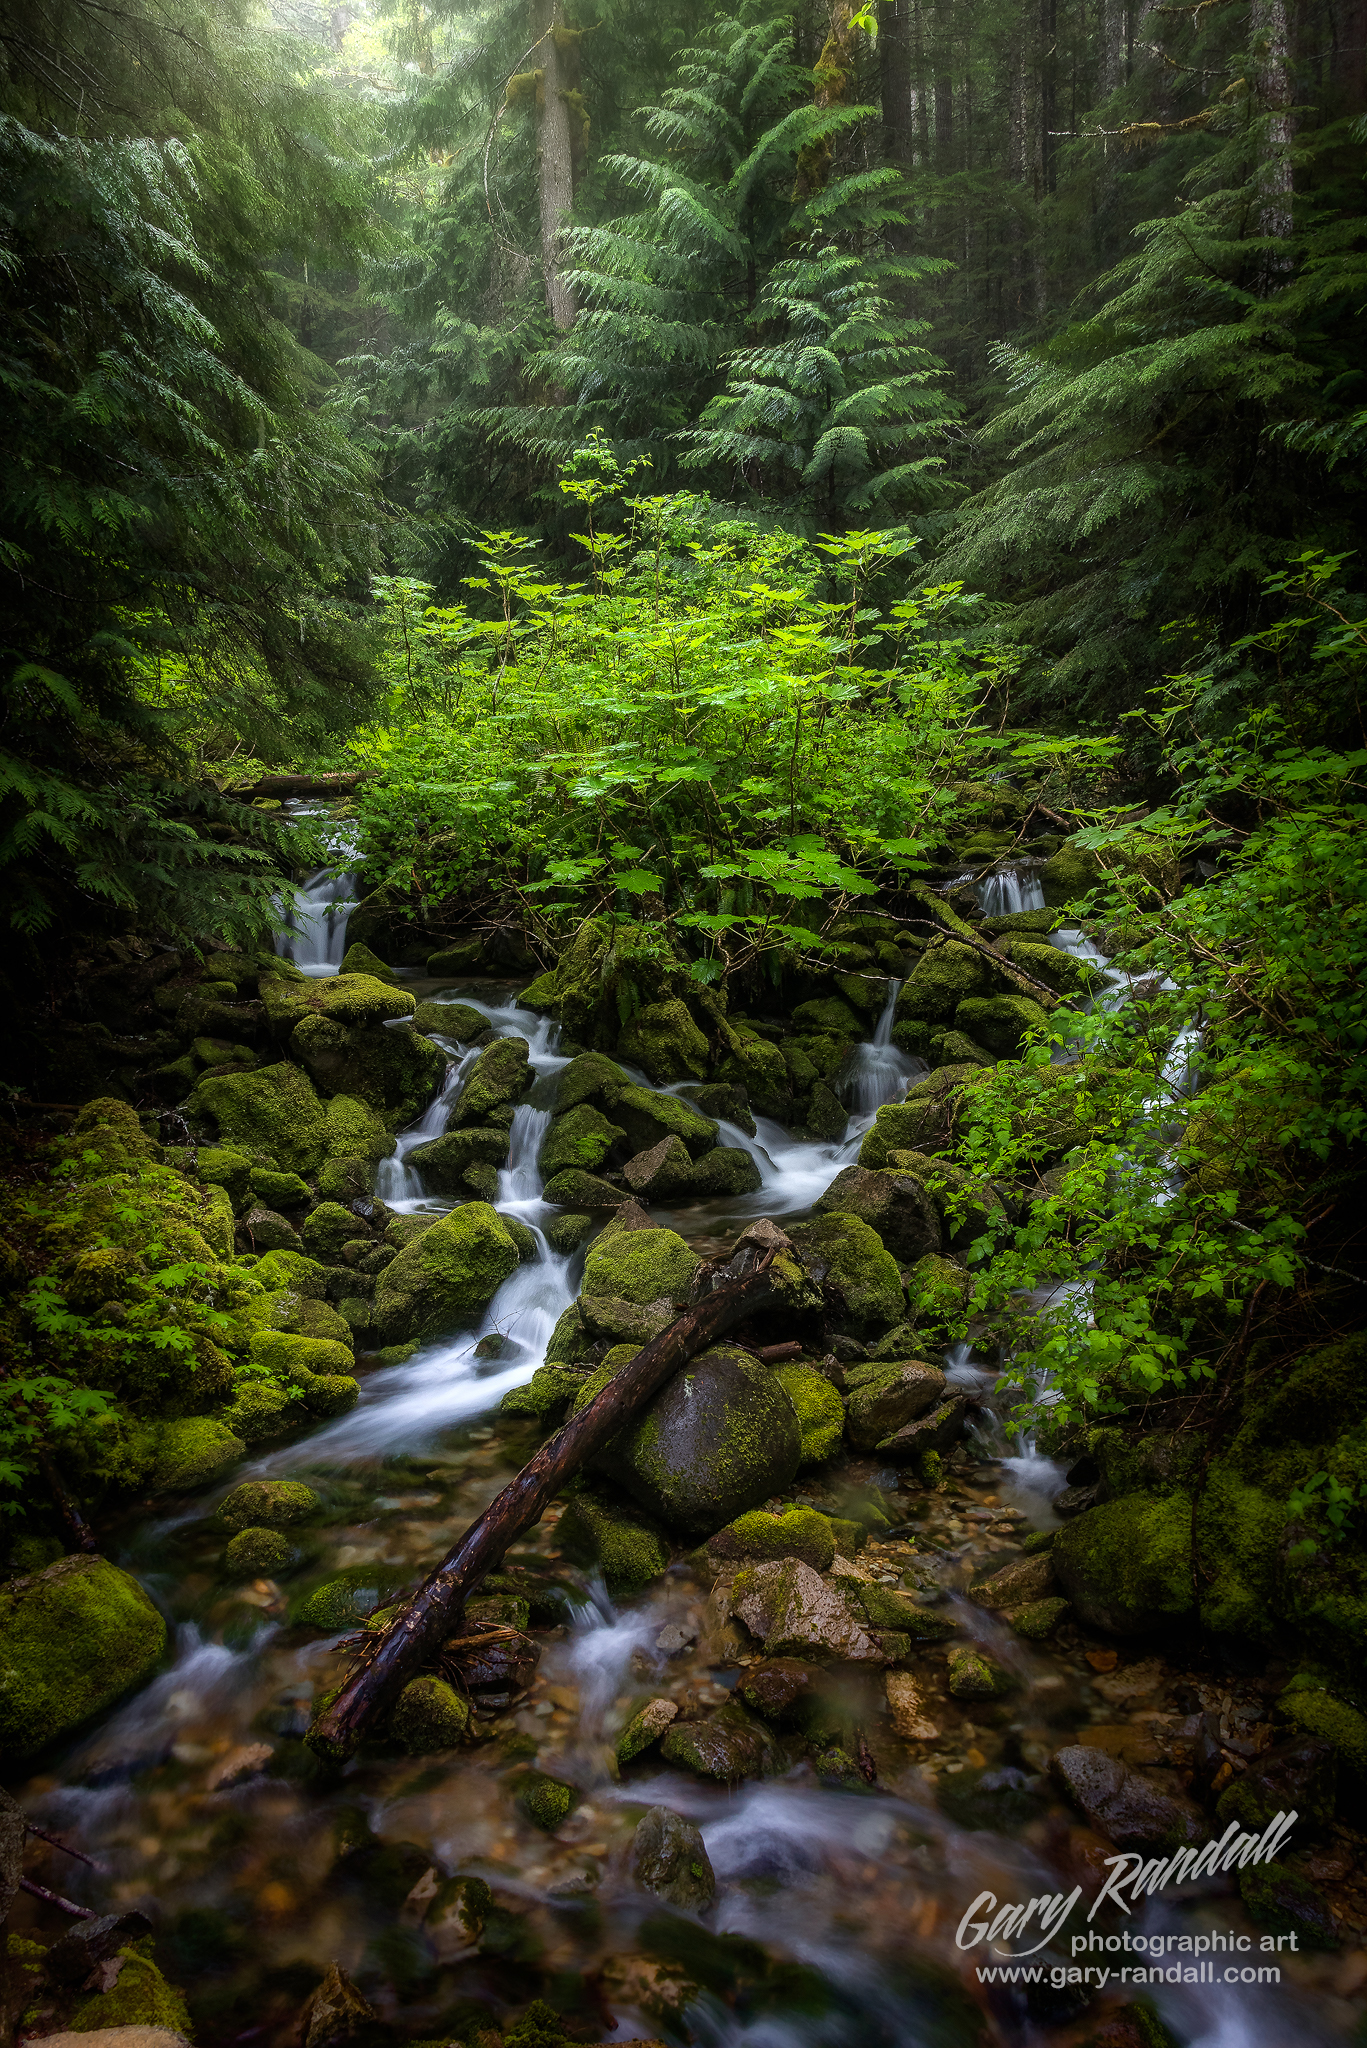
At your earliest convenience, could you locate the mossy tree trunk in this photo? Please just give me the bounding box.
[532,0,578,330]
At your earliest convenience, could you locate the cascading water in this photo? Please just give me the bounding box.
[838,978,924,1115]
[375,1042,482,1211]
[973,863,1047,916]
[274,803,362,978]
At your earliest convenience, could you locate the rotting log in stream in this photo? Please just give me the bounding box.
[306,1220,815,1763]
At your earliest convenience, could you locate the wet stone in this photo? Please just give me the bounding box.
[616,1696,679,1764]
[659,1700,783,1782]
[946,1646,1015,1698]
[739,1658,824,1721]
[1051,1744,1207,1850]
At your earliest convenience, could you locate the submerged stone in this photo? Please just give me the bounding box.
[219,1479,319,1531]
[659,1701,782,1782]
[632,1804,716,1910]
[389,1675,470,1753]
[516,1770,578,1830]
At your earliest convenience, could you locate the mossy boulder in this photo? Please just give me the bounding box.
[339,941,397,982]
[224,1526,291,1575]
[544,1211,596,1254]
[372,1201,521,1344]
[792,996,863,1037]
[706,1507,836,1571]
[220,1376,296,1443]
[424,1873,491,1959]
[907,1251,972,1326]
[773,1361,845,1464]
[896,942,997,1025]
[1040,840,1105,906]
[390,1675,470,1752]
[408,1126,510,1194]
[687,1144,764,1196]
[152,1416,246,1491]
[714,1032,792,1118]
[788,1213,905,1332]
[541,1168,630,1209]
[857,1066,987,1164]
[845,1360,947,1450]
[612,1085,718,1160]
[260,968,415,1032]
[616,998,710,1083]
[448,1035,533,1125]
[500,1364,590,1422]
[1052,1494,1195,1635]
[588,1342,803,1537]
[947,1646,1016,1698]
[290,1011,446,1125]
[539,1103,625,1176]
[412,998,489,1042]
[660,1701,783,1782]
[317,1091,398,1201]
[0,1554,167,1756]
[581,1225,700,1306]
[248,1330,358,1416]
[250,1167,312,1208]
[427,936,486,976]
[998,937,1100,997]
[219,1478,319,1531]
[814,1164,942,1262]
[193,1146,254,1208]
[193,1060,328,1176]
[955,993,1051,1057]
[302,1201,364,1263]
[554,1050,631,1110]
[556,1482,671,1595]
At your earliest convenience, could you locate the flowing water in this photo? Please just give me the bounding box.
[275,805,363,978]
[10,979,1353,2048]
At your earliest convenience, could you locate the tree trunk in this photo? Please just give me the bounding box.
[1252,0,1295,248]
[1099,0,1127,95]
[1333,0,1367,114]
[531,0,577,331]
[306,1232,799,1763]
[794,0,858,201]
[880,0,914,169]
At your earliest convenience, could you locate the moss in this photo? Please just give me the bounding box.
[250,1329,355,1379]
[791,996,863,1036]
[323,1092,397,1163]
[69,1944,192,2034]
[581,1225,700,1306]
[152,1416,245,1491]
[193,1146,254,1207]
[450,1036,533,1124]
[947,1645,1015,1698]
[193,1060,328,1176]
[293,1575,380,1630]
[339,941,397,981]
[955,993,1051,1057]
[0,1555,167,1756]
[857,1068,987,1165]
[427,936,486,975]
[896,942,995,1026]
[500,1364,588,1420]
[707,1507,836,1570]
[223,1525,290,1575]
[516,1770,577,1830]
[250,1167,311,1208]
[907,1252,972,1325]
[616,998,710,1083]
[773,1363,844,1465]
[1053,1493,1195,1635]
[390,1675,470,1752]
[373,1201,521,1345]
[1278,1681,1367,1779]
[407,1127,510,1194]
[1009,1596,1070,1639]
[714,1033,791,1119]
[261,968,415,1031]
[830,1517,867,1555]
[544,1211,596,1255]
[1238,1862,1339,1950]
[551,1050,629,1111]
[290,1011,446,1126]
[787,1213,904,1332]
[998,937,1100,996]
[541,1168,630,1208]
[612,1084,719,1159]
[556,1482,670,1595]
[423,1872,491,1952]
[539,1103,625,1176]
[219,1478,319,1531]
[544,1303,593,1364]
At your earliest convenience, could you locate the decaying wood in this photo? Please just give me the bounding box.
[306,1228,799,1762]
[229,772,375,801]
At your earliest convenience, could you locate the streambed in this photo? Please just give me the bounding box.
[8,874,1362,2048]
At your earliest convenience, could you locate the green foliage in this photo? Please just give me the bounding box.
[1287,1470,1367,1560]
[0,1,389,940]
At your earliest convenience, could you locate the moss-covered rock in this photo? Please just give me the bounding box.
[955,993,1051,1057]
[0,1554,167,1756]
[896,942,997,1025]
[449,1035,533,1125]
[906,1251,972,1326]
[998,937,1100,997]
[616,998,710,1083]
[372,1201,521,1344]
[517,1770,578,1830]
[219,1478,319,1531]
[248,1330,358,1416]
[152,1416,246,1491]
[408,1126,511,1194]
[193,1146,255,1208]
[947,1645,1015,1698]
[69,1943,193,2035]
[390,1674,470,1752]
[427,935,486,976]
[773,1362,844,1464]
[714,1032,792,1119]
[553,1050,630,1111]
[706,1507,836,1571]
[1053,1494,1195,1635]
[501,1363,590,1421]
[581,1225,700,1306]
[250,1167,312,1208]
[788,1213,904,1332]
[302,1201,363,1263]
[339,941,397,981]
[290,1011,447,1126]
[611,1085,718,1160]
[1008,1596,1070,1640]
[541,1168,630,1208]
[424,1872,492,1960]
[544,1211,596,1255]
[590,1342,803,1536]
[539,1103,625,1177]
[845,1360,946,1450]
[685,1145,764,1196]
[814,1165,942,1262]
[223,1525,290,1575]
[556,1482,671,1595]
[660,1701,783,1782]
[857,1066,986,1164]
[1277,1679,1367,1785]
[220,1376,296,1443]
[412,998,489,1042]
[261,968,415,1032]
[791,996,864,1036]
[193,1060,328,1176]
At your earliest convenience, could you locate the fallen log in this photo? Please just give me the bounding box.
[306,1225,803,1763]
[229,771,376,802]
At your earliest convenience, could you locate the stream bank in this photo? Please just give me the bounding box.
[3,834,1365,2048]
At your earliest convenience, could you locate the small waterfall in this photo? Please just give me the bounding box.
[376,1044,482,1211]
[497,1103,553,1206]
[838,978,922,1116]
[275,807,361,980]
[975,865,1046,916]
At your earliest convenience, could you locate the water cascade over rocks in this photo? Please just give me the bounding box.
[6,897,1345,2048]
[274,804,362,978]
